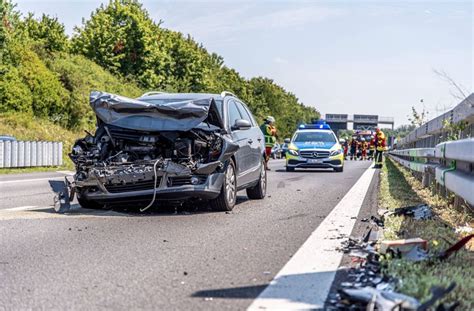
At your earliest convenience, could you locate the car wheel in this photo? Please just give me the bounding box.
[334,166,343,173]
[210,159,237,211]
[77,196,104,210]
[286,166,295,172]
[246,159,267,199]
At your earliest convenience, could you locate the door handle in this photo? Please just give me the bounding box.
[247,139,253,144]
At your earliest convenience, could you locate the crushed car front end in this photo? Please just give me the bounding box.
[69,91,238,209]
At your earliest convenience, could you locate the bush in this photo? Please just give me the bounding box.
[45,53,143,129]
[0,65,33,113]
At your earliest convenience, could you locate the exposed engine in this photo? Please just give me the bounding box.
[71,124,222,166]
[70,123,225,182]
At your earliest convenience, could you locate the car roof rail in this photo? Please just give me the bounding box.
[220,91,238,98]
[141,91,166,97]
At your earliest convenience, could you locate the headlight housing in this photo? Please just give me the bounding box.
[330,149,342,156]
[288,149,299,156]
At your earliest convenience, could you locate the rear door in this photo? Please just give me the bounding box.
[235,100,263,183]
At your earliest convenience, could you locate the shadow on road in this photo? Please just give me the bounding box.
[191,271,336,307]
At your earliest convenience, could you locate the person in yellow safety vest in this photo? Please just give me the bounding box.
[374,128,386,168]
[260,116,277,171]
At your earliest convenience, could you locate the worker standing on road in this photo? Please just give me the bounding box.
[374,128,386,168]
[360,138,368,160]
[349,136,358,160]
[368,135,375,160]
[260,116,277,171]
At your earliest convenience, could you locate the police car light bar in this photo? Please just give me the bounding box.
[298,121,331,130]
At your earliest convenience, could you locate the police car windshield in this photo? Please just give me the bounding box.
[293,131,336,143]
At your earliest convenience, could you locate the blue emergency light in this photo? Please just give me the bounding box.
[298,120,331,130]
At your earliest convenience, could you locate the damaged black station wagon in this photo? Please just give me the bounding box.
[67,91,267,212]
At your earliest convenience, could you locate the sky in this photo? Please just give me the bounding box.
[15,0,473,126]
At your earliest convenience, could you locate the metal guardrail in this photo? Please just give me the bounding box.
[398,94,474,148]
[0,140,63,168]
[389,138,474,206]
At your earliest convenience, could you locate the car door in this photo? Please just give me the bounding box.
[235,100,263,183]
[227,99,253,186]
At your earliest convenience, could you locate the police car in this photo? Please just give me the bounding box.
[285,121,344,172]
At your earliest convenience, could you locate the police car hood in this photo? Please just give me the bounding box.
[293,141,337,150]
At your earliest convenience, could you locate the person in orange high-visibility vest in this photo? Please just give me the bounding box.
[360,138,368,160]
[374,128,386,168]
[368,135,376,160]
[260,116,277,170]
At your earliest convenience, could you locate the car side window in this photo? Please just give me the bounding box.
[235,101,255,126]
[228,100,243,129]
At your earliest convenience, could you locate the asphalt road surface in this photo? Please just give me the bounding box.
[0,159,374,310]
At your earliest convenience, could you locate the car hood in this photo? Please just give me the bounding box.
[292,141,337,150]
[90,91,224,132]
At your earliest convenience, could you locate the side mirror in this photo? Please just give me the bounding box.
[232,119,251,131]
[284,138,291,144]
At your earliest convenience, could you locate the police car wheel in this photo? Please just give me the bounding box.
[334,166,343,173]
[286,166,295,172]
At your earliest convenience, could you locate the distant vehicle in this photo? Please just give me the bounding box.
[0,135,16,141]
[271,143,283,159]
[285,121,344,172]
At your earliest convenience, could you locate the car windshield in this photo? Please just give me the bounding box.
[293,131,336,143]
[141,98,223,117]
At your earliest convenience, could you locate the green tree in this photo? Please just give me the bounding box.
[19,13,69,52]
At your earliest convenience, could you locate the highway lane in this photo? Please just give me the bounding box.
[0,159,373,310]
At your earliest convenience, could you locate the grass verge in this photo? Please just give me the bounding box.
[0,112,82,173]
[379,157,473,308]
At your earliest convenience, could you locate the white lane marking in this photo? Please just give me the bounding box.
[56,170,75,175]
[0,177,62,185]
[248,166,376,310]
[3,205,39,211]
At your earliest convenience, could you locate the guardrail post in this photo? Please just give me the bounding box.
[4,141,11,168]
[59,142,63,166]
[18,141,25,167]
[38,142,43,167]
[0,141,3,168]
[25,141,31,167]
[31,141,37,167]
[11,141,18,167]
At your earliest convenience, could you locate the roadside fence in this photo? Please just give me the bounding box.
[389,94,473,207]
[0,140,63,168]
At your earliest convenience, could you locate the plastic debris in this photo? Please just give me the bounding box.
[379,238,428,255]
[454,225,473,234]
[390,204,432,220]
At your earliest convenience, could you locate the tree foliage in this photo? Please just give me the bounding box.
[1,0,320,139]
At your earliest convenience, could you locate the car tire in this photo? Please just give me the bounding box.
[286,166,295,172]
[210,159,237,211]
[334,166,344,173]
[77,196,104,210]
[246,159,267,200]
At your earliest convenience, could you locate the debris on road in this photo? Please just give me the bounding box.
[329,233,459,310]
[389,204,433,220]
[379,238,428,255]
